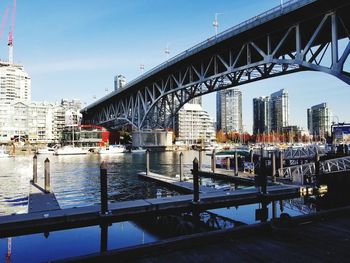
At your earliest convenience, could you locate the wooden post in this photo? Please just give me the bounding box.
[226,157,230,170]
[100,162,108,214]
[100,223,108,252]
[260,158,267,195]
[179,152,184,182]
[279,150,283,176]
[315,152,320,185]
[44,158,50,193]
[198,149,202,171]
[192,158,199,203]
[33,154,38,184]
[272,151,276,182]
[250,150,254,163]
[234,150,238,176]
[211,149,216,173]
[146,149,150,175]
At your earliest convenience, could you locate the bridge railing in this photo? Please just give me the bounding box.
[84,0,316,111]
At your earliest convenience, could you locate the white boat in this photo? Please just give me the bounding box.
[131,147,146,153]
[0,149,10,158]
[98,145,126,154]
[54,146,88,155]
[37,147,56,155]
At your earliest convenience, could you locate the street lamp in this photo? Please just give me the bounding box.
[213,13,223,37]
[140,64,145,74]
[165,43,170,60]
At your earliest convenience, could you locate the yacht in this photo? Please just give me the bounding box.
[98,145,126,154]
[37,146,57,155]
[131,147,146,153]
[54,145,88,155]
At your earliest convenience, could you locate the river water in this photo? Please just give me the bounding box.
[0,150,217,215]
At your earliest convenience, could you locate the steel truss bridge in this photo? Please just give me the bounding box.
[82,0,350,130]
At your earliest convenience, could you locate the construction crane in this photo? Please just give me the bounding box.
[8,0,16,64]
[0,7,9,45]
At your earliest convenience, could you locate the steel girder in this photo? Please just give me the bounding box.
[84,10,350,130]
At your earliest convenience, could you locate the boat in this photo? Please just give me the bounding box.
[54,145,88,155]
[131,147,146,153]
[98,144,126,154]
[0,148,10,158]
[36,146,57,155]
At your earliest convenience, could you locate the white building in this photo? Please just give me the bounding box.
[0,99,82,144]
[216,88,243,133]
[0,101,55,143]
[175,103,215,145]
[0,62,31,104]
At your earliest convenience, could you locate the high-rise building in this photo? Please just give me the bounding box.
[307,102,332,138]
[270,89,289,132]
[253,89,289,135]
[114,75,127,91]
[0,62,31,104]
[216,88,242,133]
[253,96,271,135]
[175,103,215,145]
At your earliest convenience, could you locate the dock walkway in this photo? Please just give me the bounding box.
[138,172,221,194]
[0,184,301,238]
[28,183,60,213]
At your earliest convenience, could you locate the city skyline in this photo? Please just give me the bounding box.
[3,0,350,133]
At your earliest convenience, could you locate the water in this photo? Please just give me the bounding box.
[0,151,216,215]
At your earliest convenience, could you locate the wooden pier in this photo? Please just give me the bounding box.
[138,171,222,194]
[0,184,301,238]
[58,205,350,263]
[28,182,60,213]
[198,168,256,185]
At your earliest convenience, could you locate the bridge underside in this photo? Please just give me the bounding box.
[82,0,350,130]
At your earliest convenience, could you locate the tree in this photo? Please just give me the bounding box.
[216,130,227,143]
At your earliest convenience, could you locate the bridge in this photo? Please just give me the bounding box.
[82,0,350,130]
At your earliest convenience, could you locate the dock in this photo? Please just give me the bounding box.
[59,205,350,263]
[198,168,256,185]
[138,172,222,194]
[28,182,61,213]
[0,184,301,238]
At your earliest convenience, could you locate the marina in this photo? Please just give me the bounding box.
[1,0,350,261]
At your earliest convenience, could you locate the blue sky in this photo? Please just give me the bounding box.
[2,0,349,133]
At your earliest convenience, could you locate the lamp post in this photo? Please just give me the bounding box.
[213,13,223,37]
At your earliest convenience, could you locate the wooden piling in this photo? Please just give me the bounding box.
[315,152,320,184]
[250,150,254,163]
[179,152,184,182]
[44,158,50,193]
[211,149,216,173]
[192,158,199,204]
[272,151,276,182]
[279,150,283,176]
[198,149,202,171]
[234,150,238,177]
[226,157,230,170]
[146,149,150,175]
[33,154,38,184]
[100,162,108,214]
